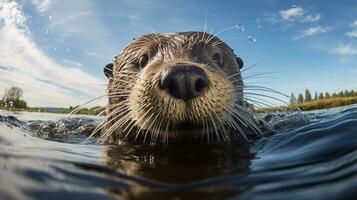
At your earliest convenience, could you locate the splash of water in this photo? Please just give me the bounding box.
[248,35,257,42]
[235,20,245,31]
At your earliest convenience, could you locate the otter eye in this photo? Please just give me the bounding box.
[138,54,149,68]
[236,56,244,69]
[212,53,223,67]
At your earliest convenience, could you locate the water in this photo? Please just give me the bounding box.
[0,105,357,200]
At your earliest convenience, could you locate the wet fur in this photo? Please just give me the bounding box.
[100,32,260,144]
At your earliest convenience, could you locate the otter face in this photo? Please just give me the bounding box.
[102,32,255,144]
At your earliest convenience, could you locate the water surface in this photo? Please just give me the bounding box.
[0,105,357,200]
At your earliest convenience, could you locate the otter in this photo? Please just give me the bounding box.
[100,32,261,144]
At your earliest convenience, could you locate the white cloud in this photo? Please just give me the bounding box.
[61,59,83,68]
[294,26,329,39]
[279,6,304,21]
[0,0,106,107]
[32,0,53,13]
[38,0,118,63]
[334,44,357,56]
[302,14,321,22]
[347,30,357,38]
[346,20,357,38]
[275,6,321,23]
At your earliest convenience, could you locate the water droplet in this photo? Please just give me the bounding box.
[235,24,245,31]
[248,35,256,42]
[257,25,262,29]
[292,4,297,8]
[54,47,57,51]
[45,29,49,34]
[235,21,245,31]
[49,15,52,20]
[66,48,69,52]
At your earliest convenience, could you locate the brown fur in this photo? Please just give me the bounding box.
[101,32,257,144]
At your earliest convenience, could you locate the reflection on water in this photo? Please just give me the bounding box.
[105,144,252,183]
[0,105,357,200]
[103,144,252,199]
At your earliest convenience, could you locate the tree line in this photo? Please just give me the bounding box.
[290,89,357,104]
[0,86,27,109]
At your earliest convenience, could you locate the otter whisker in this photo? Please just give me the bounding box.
[206,110,221,143]
[151,112,165,144]
[222,105,254,139]
[241,81,269,85]
[243,88,287,99]
[205,26,238,45]
[122,117,137,139]
[67,94,107,116]
[203,28,215,44]
[92,104,130,137]
[235,104,272,130]
[240,62,262,73]
[146,102,163,144]
[212,37,243,47]
[245,92,288,105]
[212,106,233,142]
[124,105,153,136]
[100,112,132,142]
[244,85,289,97]
[100,101,132,137]
[231,104,263,134]
[242,71,284,80]
[235,76,278,82]
[243,98,283,113]
[223,110,248,140]
[214,111,230,142]
[143,108,162,144]
[99,31,278,144]
[229,68,277,82]
[201,6,208,40]
[163,119,171,144]
[244,97,281,110]
[84,105,129,144]
[137,110,156,143]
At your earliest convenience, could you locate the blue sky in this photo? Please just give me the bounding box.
[0,0,357,107]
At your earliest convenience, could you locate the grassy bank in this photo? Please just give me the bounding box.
[1,107,105,116]
[2,96,357,115]
[287,96,357,111]
[261,96,357,112]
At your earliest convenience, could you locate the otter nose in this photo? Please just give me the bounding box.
[160,65,209,101]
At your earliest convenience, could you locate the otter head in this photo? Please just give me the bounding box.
[102,32,256,144]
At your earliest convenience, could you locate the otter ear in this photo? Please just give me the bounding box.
[104,63,114,78]
[236,57,244,69]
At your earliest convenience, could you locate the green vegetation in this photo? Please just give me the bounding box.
[1,87,27,109]
[288,89,357,111]
[288,96,357,111]
[0,86,104,116]
[1,105,105,116]
[2,86,357,115]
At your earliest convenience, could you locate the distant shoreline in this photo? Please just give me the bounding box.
[0,107,104,116]
[260,96,357,112]
[288,96,357,111]
[2,96,357,115]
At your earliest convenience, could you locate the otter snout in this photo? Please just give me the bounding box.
[160,65,209,101]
